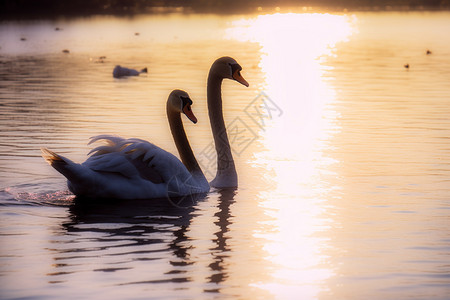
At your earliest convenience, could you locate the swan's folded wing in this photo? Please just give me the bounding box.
[84,138,191,184]
[120,139,192,182]
[83,152,141,179]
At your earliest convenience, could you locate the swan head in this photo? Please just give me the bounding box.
[211,56,249,87]
[169,89,198,124]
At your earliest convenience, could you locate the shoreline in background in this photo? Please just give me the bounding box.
[1,1,450,20]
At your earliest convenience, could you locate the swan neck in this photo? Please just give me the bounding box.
[167,103,202,175]
[207,72,237,187]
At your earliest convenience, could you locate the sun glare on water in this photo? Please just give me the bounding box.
[226,12,355,161]
[227,13,355,298]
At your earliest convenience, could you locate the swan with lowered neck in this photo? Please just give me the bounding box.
[42,90,209,199]
[207,57,249,188]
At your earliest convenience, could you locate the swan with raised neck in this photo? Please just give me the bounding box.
[207,57,249,188]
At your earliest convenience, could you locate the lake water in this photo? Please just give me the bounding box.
[1,11,450,300]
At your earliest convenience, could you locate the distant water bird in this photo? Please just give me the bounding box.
[426,49,432,55]
[62,49,70,54]
[96,56,107,63]
[135,32,140,36]
[404,63,410,69]
[41,90,209,199]
[113,65,148,78]
[55,27,62,31]
[20,38,26,41]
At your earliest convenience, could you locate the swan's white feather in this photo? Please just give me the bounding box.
[43,135,209,199]
[143,149,156,162]
[129,148,147,160]
[88,145,118,156]
[84,152,138,179]
[88,135,125,146]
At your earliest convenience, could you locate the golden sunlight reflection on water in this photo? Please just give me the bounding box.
[226,13,355,297]
[3,11,449,300]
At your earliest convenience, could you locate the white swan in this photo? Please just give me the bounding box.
[42,90,209,199]
[206,57,249,188]
[113,65,148,78]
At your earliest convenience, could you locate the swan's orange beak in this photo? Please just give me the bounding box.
[183,105,197,124]
[233,70,249,87]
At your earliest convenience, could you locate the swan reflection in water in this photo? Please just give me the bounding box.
[48,189,236,293]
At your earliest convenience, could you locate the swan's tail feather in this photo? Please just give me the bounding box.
[41,148,66,166]
[41,148,79,182]
[41,148,92,197]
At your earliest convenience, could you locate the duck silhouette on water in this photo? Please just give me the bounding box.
[113,65,148,78]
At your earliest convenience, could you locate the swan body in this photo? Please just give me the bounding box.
[42,90,209,199]
[113,65,148,78]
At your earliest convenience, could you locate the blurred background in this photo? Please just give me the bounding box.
[1,0,450,16]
